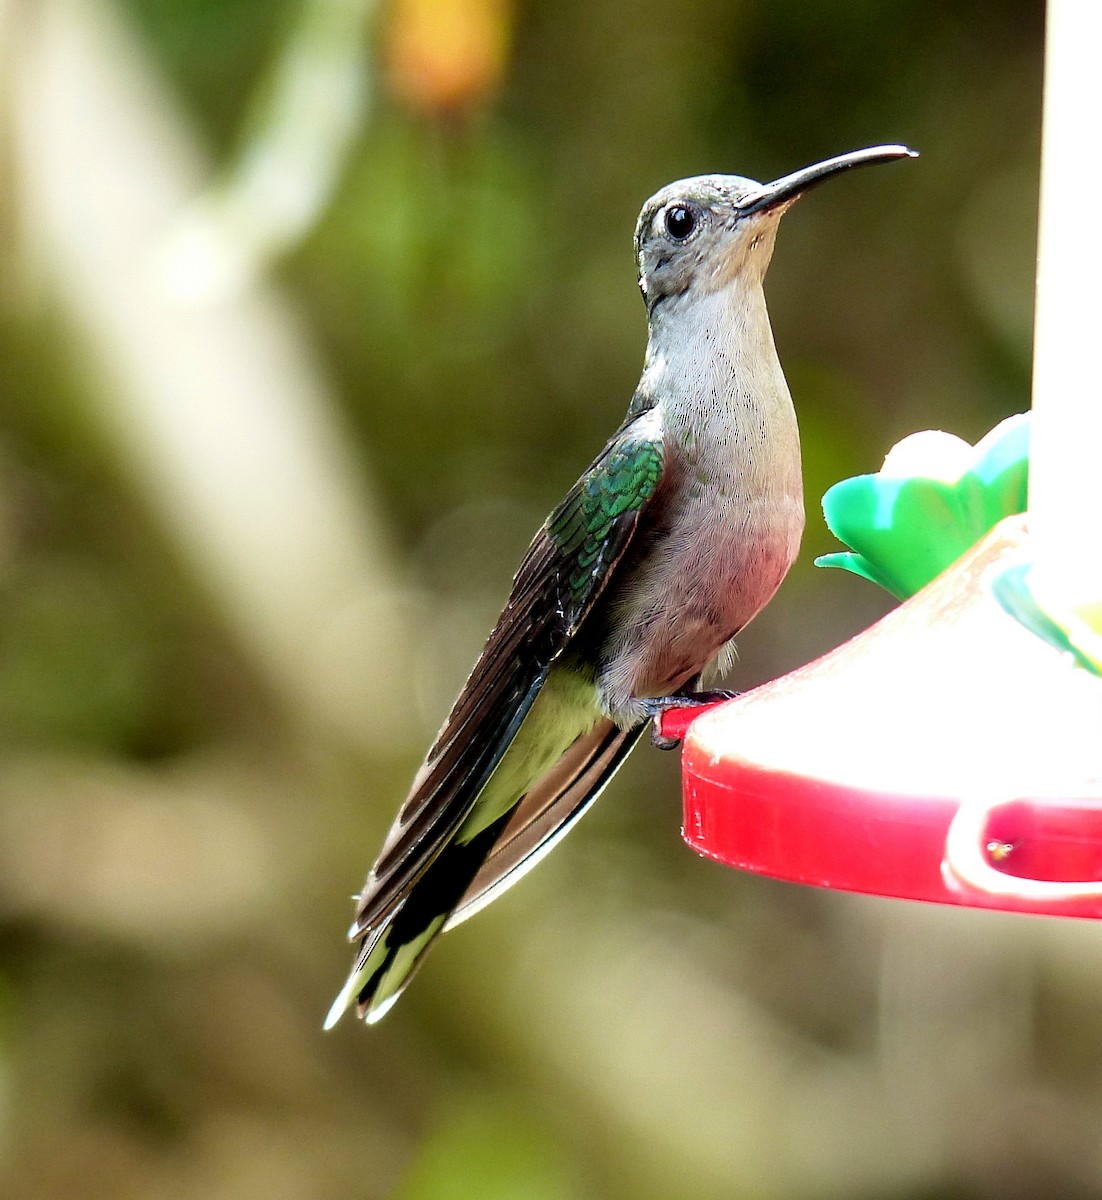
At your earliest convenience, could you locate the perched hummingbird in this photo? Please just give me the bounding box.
[327,144,915,1027]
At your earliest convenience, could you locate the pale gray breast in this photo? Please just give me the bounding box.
[596,283,804,722]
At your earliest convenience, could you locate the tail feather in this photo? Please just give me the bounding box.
[446,719,643,930]
[326,719,643,1026]
[328,810,513,1026]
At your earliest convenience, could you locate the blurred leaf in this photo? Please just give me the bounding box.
[957,161,1039,364]
[118,0,297,148]
[158,0,379,303]
[395,1094,580,1200]
[316,117,542,346]
[0,558,167,752]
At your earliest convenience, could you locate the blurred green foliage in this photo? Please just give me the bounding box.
[395,1095,579,1200]
[4,1,1092,1199]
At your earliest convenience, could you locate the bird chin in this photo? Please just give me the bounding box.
[710,214,783,291]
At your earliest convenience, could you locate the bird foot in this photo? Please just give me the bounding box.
[641,690,739,750]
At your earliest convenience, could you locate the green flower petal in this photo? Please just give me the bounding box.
[818,413,1030,599]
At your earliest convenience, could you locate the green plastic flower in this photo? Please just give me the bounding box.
[816,413,1030,600]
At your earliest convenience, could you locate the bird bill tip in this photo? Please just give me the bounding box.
[858,144,918,163]
[876,143,919,159]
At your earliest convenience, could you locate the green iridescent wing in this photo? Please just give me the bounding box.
[350,417,666,934]
[543,433,665,613]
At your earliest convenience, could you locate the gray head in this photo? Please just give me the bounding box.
[635,145,916,312]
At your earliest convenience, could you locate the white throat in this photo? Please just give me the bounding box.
[643,277,791,437]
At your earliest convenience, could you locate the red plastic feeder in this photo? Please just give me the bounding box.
[666,517,1102,917]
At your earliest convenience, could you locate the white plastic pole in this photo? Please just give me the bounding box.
[1028,0,1102,636]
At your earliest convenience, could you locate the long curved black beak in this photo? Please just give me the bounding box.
[737,145,918,215]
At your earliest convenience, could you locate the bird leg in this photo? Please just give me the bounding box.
[641,689,739,750]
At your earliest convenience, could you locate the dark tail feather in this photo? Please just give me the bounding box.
[446,718,644,930]
[325,811,513,1027]
[325,720,644,1026]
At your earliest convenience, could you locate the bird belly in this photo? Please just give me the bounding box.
[594,488,803,725]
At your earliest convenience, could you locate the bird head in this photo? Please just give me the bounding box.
[635,145,916,311]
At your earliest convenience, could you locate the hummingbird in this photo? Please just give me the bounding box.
[326,144,916,1027]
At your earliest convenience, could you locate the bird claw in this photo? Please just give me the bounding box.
[641,690,740,750]
[650,727,683,752]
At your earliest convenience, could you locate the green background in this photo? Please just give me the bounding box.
[0,1,1070,1197]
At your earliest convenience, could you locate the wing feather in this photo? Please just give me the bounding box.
[346,417,665,944]
[444,718,645,929]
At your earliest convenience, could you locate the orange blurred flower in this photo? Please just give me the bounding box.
[386,0,513,114]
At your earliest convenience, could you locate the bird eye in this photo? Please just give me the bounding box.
[664,204,697,241]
